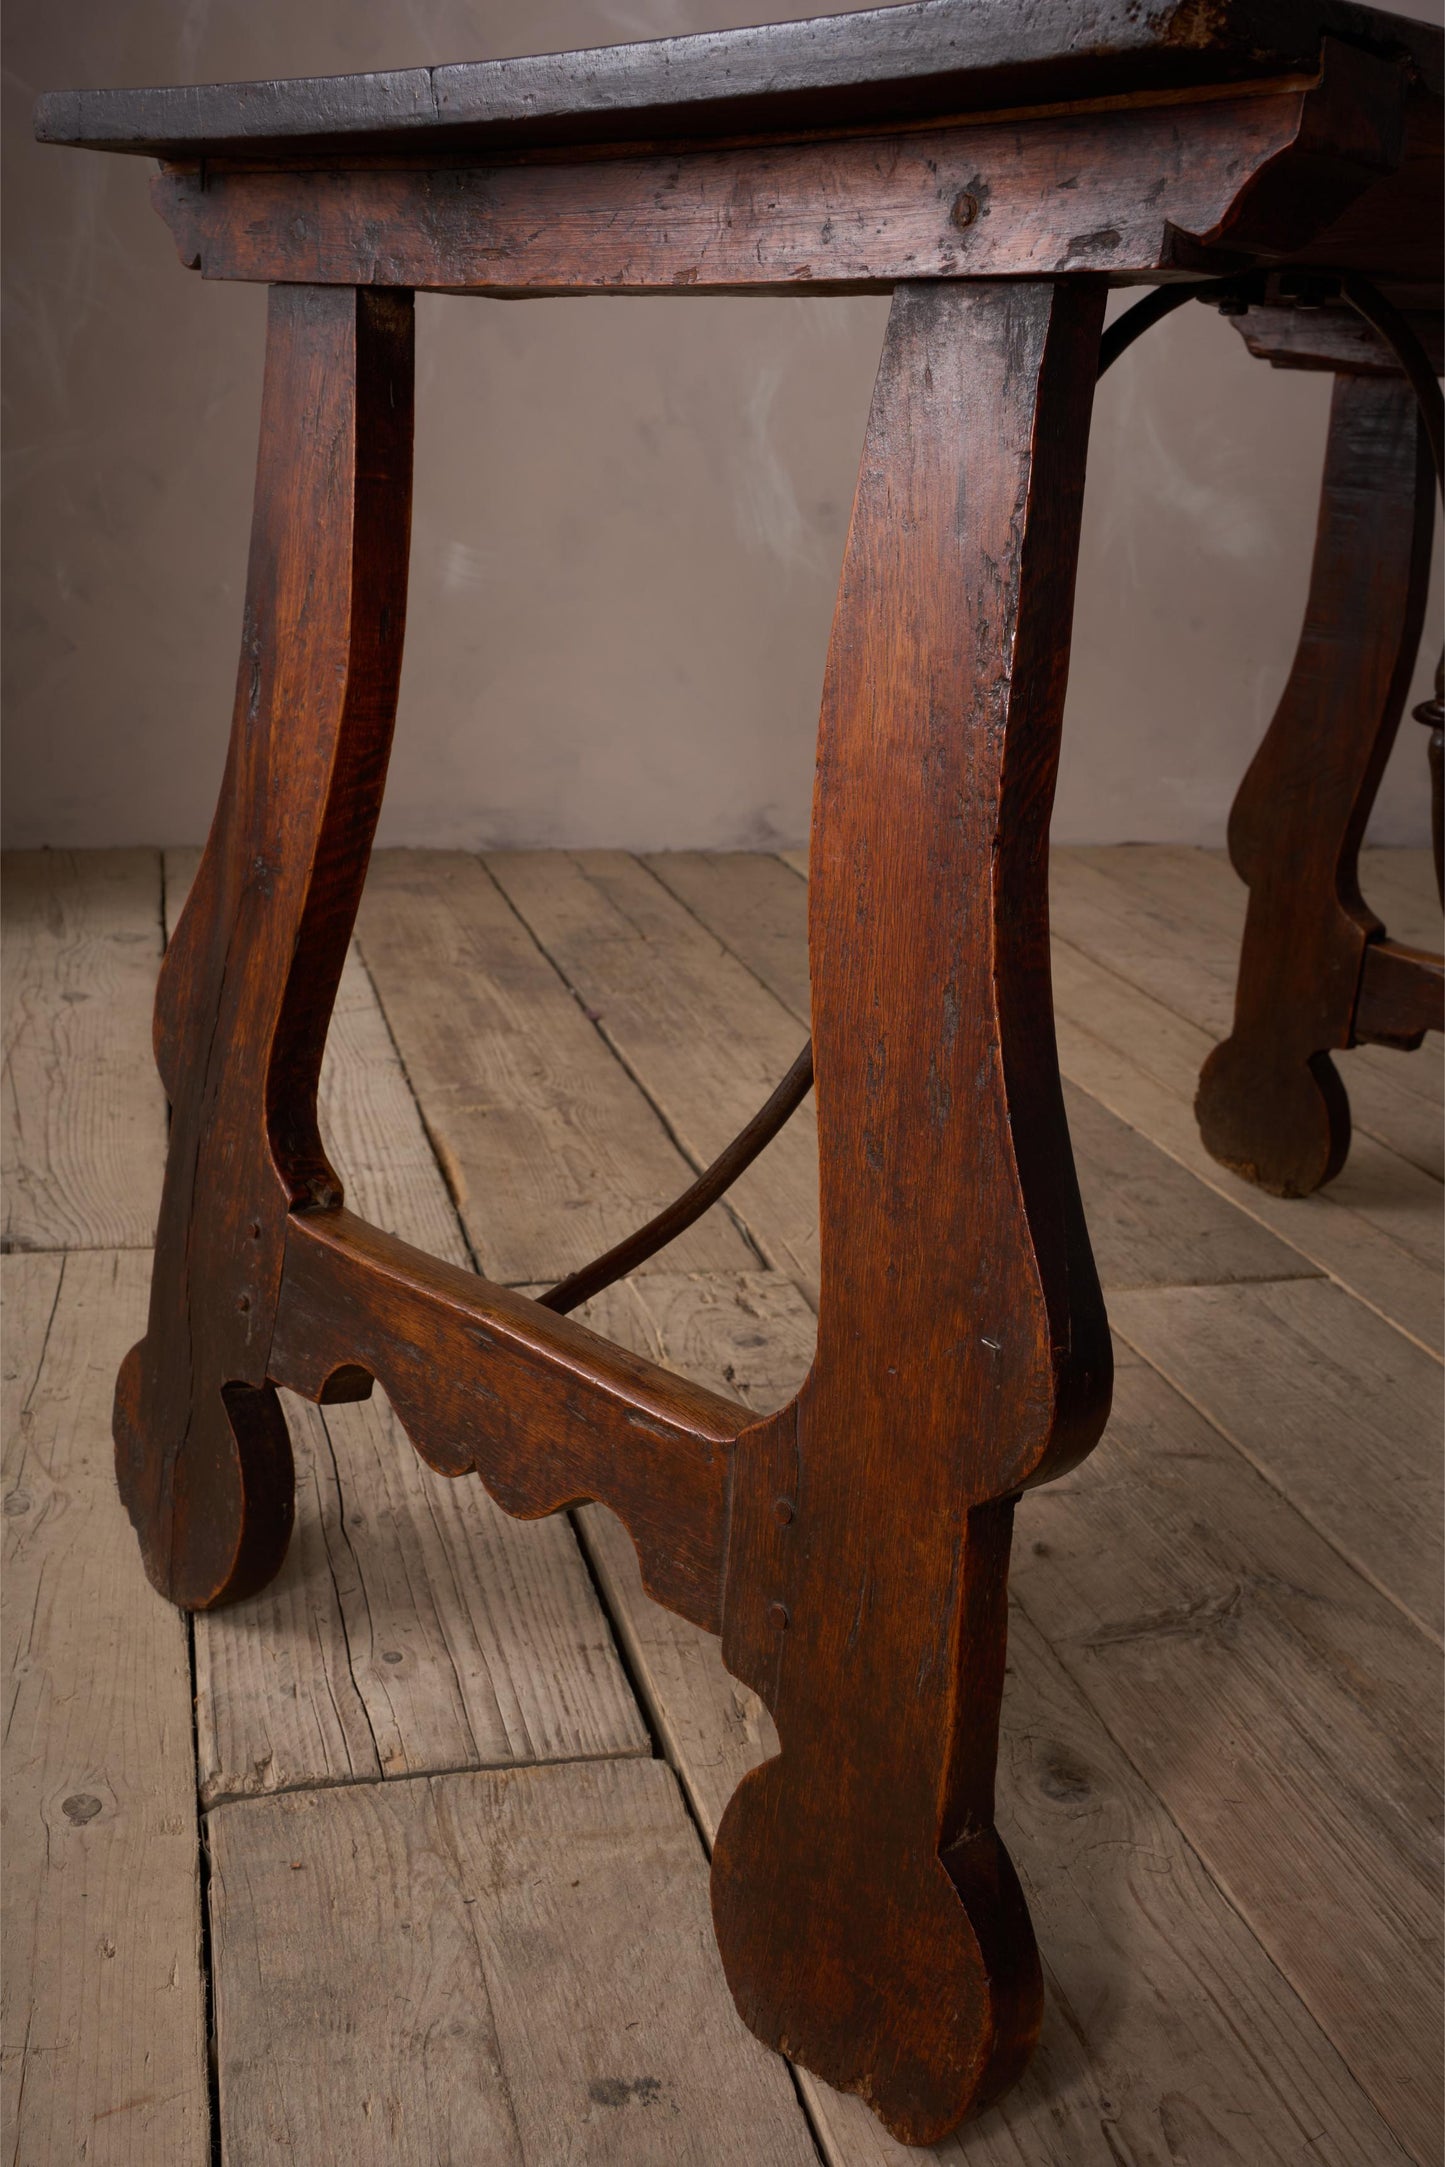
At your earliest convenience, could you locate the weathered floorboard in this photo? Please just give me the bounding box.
[357,850,757,1284]
[207,1758,819,2167]
[488,849,821,1298]
[1110,1276,1444,1639]
[1,1249,209,2165]
[2,851,167,1252]
[194,1381,651,1806]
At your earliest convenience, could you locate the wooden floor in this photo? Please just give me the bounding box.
[3,844,1441,2166]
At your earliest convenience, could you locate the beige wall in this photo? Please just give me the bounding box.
[5,0,1440,851]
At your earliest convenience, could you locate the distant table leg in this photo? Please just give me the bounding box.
[1197,370,1434,1195]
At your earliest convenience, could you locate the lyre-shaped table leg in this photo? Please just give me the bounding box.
[114,283,413,1608]
[1196,370,1435,1196]
[711,279,1113,2147]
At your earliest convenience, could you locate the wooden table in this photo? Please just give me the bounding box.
[35,2,1443,2146]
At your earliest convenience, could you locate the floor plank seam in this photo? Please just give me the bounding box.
[1111,1321,1444,1650]
[310,1401,388,1777]
[347,936,484,1274]
[0,1236,155,1257]
[643,850,815,1031]
[199,1739,659,1815]
[186,1613,225,2167]
[474,851,775,1282]
[566,1502,673,1774]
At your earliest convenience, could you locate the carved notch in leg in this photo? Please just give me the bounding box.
[116,283,414,1608]
[1197,370,1435,1197]
[711,279,1112,2148]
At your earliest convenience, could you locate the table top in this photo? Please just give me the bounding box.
[34,0,1443,163]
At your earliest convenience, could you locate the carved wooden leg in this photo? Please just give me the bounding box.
[114,284,413,1608]
[711,280,1113,2147]
[1196,370,1435,1196]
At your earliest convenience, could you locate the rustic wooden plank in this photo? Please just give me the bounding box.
[1017,1337,1441,2163]
[488,850,820,1297]
[164,855,652,1802]
[2,850,167,1252]
[1,1249,209,2165]
[810,1610,1422,2167]
[645,848,1316,1293]
[643,852,812,1023]
[207,1758,818,2167]
[573,1275,1417,2166]
[1066,845,1444,1173]
[42,0,1435,161]
[1109,1276,1444,1639]
[195,1381,650,1806]
[151,83,1343,298]
[1049,934,1444,1352]
[356,850,756,1285]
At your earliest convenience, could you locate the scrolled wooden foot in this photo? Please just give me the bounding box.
[114,1343,294,1611]
[713,1491,1042,2144]
[1195,1040,1351,1198]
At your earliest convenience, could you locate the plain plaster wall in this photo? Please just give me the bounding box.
[4,0,1441,852]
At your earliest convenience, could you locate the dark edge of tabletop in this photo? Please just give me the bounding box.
[32,0,1445,163]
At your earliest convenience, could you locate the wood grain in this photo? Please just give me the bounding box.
[1110,1275,1444,1638]
[1016,1340,1443,2163]
[1059,847,1445,1181]
[195,1380,650,1807]
[2,1249,208,2165]
[150,83,1362,295]
[356,850,756,1285]
[39,0,1442,162]
[2,850,166,1253]
[574,1269,1418,2167]
[207,1758,818,2167]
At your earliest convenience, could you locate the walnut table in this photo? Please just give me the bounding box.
[36,1,1443,2144]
